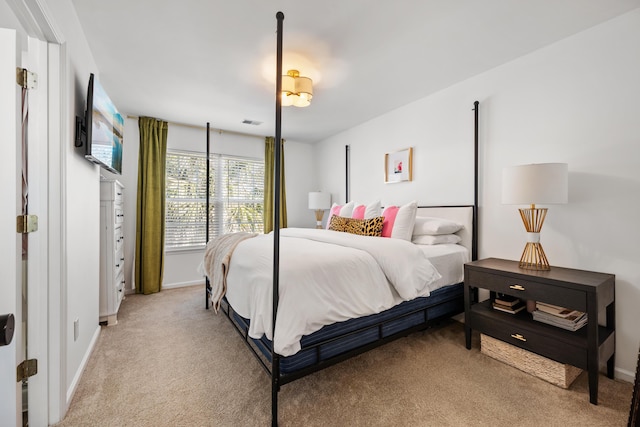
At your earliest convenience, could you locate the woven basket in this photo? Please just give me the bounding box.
[481,334,582,389]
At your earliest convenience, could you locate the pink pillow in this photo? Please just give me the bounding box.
[381,206,399,237]
[352,205,366,219]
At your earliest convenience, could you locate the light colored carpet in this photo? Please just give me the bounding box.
[56,285,632,426]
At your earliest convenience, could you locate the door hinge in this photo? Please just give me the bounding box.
[17,214,38,234]
[16,68,37,89]
[17,359,38,382]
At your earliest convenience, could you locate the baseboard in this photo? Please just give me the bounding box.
[163,280,204,290]
[124,281,204,294]
[66,324,101,405]
[616,366,635,383]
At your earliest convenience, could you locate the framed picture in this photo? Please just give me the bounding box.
[384,147,413,183]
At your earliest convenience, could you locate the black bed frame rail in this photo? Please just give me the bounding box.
[219,288,463,386]
[279,298,463,386]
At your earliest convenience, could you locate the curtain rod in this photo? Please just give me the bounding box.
[126,115,264,140]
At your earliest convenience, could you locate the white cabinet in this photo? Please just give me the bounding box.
[100,179,125,325]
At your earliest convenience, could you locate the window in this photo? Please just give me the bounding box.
[165,150,264,250]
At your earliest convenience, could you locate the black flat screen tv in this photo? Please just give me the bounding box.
[75,73,124,174]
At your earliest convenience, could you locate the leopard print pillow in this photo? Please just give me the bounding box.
[328,215,384,237]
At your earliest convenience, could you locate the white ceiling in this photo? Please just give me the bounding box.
[71,0,639,143]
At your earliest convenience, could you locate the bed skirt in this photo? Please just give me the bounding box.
[221,282,464,380]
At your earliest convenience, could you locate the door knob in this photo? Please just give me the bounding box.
[1,313,15,347]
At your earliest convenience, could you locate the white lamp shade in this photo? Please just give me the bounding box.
[308,192,331,210]
[295,76,313,97]
[281,74,296,94]
[281,70,313,107]
[502,163,568,205]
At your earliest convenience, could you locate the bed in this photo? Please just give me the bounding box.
[212,206,476,381]
[204,204,478,424]
[202,13,480,425]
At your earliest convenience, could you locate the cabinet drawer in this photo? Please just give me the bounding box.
[467,270,586,312]
[115,271,125,304]
[100,180,124,203]
[114,188,123,204]
[115,226,124,252]
[470,309,587,369]
[114,206,124,224]
[115,248,124,275]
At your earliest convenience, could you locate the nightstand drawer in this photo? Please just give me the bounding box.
[470,309,586,369]
[467,270,586,312]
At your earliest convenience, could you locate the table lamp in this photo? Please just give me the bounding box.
[502,163,568,270]
[308,192,331,229]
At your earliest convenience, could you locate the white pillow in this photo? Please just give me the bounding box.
[390,201,417,241]
[413,216,463,236]
[339,201,355,217]
[412,234,462,245]
[364,200,382,219]
[328,201,356,218]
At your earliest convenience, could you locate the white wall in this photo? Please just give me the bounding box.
[281,139,316,228]
[314,9,640,380]
[116,119,315,289]
[32,0,102,418]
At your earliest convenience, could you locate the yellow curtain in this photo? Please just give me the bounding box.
[135,117,168,294]
[264,136,287,233]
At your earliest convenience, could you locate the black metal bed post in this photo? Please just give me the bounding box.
[472,101,479,262]
[272,11,285,427]
[345,145,350,202]
[205,122,211,309]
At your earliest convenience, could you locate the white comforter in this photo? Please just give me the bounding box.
[224,228,442,356]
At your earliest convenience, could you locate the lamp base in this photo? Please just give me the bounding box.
[519,242,550,270]
[518,206,551,270]
[314,209,324,229]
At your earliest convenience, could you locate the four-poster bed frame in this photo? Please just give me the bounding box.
[204,12,480,426]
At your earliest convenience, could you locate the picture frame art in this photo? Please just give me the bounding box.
[384,147,413,183]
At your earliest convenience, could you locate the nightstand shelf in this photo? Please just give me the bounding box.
[464,258,615,405]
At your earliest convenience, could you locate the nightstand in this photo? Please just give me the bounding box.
[464,258,615,404]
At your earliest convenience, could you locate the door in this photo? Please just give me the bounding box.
[0,27,21,427]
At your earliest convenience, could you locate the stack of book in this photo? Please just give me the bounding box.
[532,302,588,331]
[492,294,526,314]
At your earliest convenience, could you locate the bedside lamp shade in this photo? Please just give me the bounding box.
[308,192,331,210]
[502,163,568,205]
[502,163,568,270]
[308,192,331,228]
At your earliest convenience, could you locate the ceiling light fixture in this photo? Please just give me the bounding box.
[281,69,313,107]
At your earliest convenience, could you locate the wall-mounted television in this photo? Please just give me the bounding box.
[75,73,124,175]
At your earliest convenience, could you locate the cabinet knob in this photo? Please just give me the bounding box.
[510,333,527,342]
[509,284,526,291]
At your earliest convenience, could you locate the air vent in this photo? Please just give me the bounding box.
[242,119,262,126]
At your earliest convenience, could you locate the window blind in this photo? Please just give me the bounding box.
[165,150,264,250]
